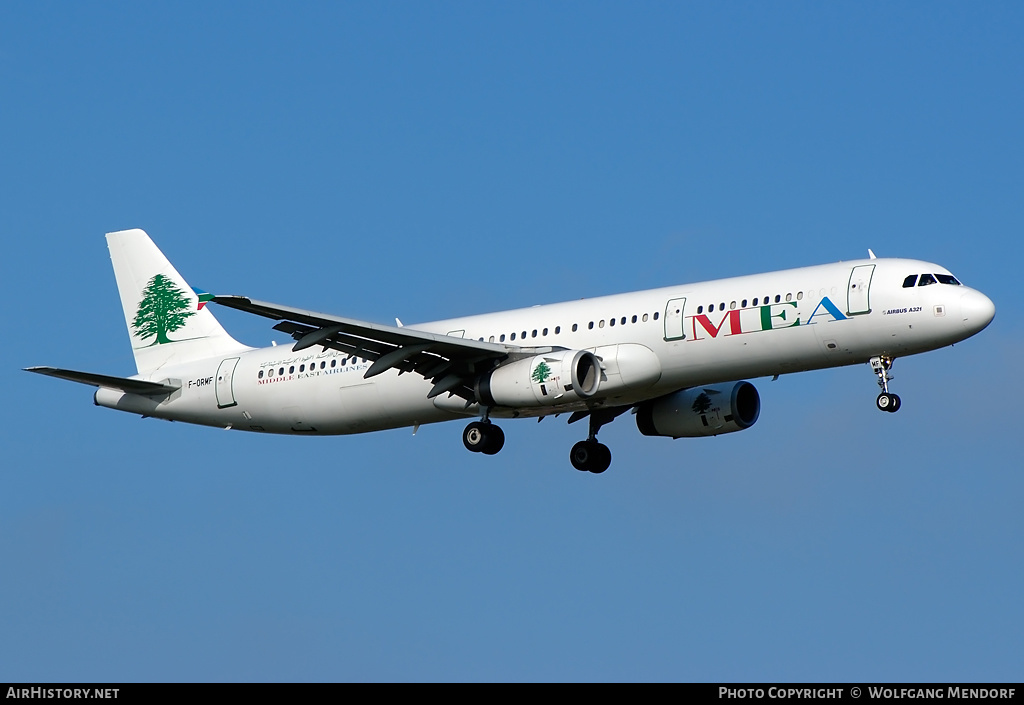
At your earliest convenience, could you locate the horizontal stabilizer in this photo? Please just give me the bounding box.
[24,367,180,396]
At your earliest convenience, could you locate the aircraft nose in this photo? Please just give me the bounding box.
[960,289,996,334]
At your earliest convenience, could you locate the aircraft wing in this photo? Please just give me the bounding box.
[212,296,517,401]
[24,367,180,396]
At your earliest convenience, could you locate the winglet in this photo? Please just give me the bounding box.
[192,286,215,310]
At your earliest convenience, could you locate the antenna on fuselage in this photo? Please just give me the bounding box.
[868,249,877,260]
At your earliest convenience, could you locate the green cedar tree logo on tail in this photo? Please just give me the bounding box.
[532,360,552,384]
[132,274,196,345]
[691,391,712,415]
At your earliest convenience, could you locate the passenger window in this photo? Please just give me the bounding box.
[522,331,527,339]
[330,360,336,368]
[642,313,648,322]
[300,364,305,372]
[268,369,274,377]
[572,324,578,332]
[531,330,537,338]
[279,368,284,376]
[599,320,605,328]
[797,292,803,301]
[259,370,265,379]
[588,322,594,329]
[775,295,781,303]
[555,326,561,334]
[510,332,516,341]
[500,334,506,342]
[785,293,792,302]
[903,275,918,288]
[742,300,747,308]
[730,301,737,310]
[631,315,637,323]
[542,328,548,336]
[653,312,659,320]
[489,336,494,342]
[918,274,937,287]
[321,361,326,369]
[609,318,615,326]
[621,317,626,325]
[697,306,703,314]
[719,303,725,311]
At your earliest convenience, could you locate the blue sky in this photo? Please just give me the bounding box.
[2,2,1021,681]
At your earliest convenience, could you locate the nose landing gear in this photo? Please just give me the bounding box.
[871,355,901,413]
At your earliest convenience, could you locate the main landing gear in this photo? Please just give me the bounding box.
[569,439,611,474]
[461,406,626,474]
[568,408,626,474]
[462,420,505,455]
[871,355,901,413]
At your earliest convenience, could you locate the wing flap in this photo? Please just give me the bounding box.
[214,296,509,357]
[212,295,518,401]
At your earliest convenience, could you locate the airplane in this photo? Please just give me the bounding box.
[26,229,995,473]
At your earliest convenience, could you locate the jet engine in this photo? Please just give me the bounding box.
[476,350,601,408]
[635,381,760,438]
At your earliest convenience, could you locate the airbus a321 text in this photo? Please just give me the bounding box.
[27,229,995,473]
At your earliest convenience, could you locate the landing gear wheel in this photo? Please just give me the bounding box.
[570,441,591,472]
[481,424,505,455]
[876,393,901,413]
[876,393,891,411]
[591,444,611,474]
[463,422,487,452]
[463,421,505,454]
[569,440,612,473]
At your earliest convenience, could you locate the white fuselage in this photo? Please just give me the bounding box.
[94,257,994,435]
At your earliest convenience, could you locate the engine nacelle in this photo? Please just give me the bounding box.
[476,350,601,408]
[636,381,760,438]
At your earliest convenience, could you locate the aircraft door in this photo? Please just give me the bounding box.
[847,265,875,316]
[663,297,687,341]
[215,357,240,409]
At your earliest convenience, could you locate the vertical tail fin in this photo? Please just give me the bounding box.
[107,229,249,374]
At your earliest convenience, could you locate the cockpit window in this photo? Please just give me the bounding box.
[918,274,937,286]
[935,274,961,286]
[902,275,918,288]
